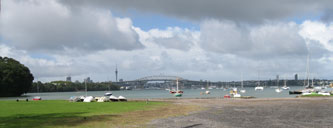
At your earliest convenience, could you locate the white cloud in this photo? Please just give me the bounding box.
[299,21,333,51]
[1,0,143,52]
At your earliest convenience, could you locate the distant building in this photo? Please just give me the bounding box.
[119,79,123,82]
[295,74,298,81]
[84,77,93,83]
[66,76,71,82]
[276,75,279,81]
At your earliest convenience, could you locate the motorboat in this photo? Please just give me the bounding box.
[32,96,42,100]
[240,89,246,93]
[109,95,119,102]
[118,96,127,101]
[104,92,112,96]
[255,86,264,91]
[281,86,290,90]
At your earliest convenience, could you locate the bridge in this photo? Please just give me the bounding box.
[112,74,308,89]
[135,75,185,81]
[113,75,201,89]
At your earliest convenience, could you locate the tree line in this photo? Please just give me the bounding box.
[29,81,120,93]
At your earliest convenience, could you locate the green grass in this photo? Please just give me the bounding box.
[0,100,166,128]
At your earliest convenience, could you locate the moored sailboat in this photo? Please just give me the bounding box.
[240,73,246,93]
[174,79,183,97]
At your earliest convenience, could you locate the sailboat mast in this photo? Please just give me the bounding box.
[241,72,244,88]
[176,79,179,91]
[306,54,310,87]
[284,76,287,87]
[85,79,87,96]
[258,72,260,86]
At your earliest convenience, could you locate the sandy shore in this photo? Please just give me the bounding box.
[147,97,333,128]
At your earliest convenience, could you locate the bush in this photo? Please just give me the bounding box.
[0,57,34,96]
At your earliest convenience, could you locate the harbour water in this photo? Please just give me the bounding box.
[0,86,307,100]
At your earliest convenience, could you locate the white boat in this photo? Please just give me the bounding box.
[205,90,210,94]
[255,86,264,91]
[83,96,94,102]
[233,93,241,98]
[118,96,127,101]
[318,92,330,96]
[281,77,290,90]
[69,96,81,102]
[109,95,119,102]
[97,97,109,102]
[281,86,290,90]
[201,87,205,90]
[302,92,312,95]
[275,76,282,93]
[104,92,112,96]
[275,88,282,93]
[255,73,264,91]
[230,90,241,98]
[174,79,183,97]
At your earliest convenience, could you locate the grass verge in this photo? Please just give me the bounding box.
[0,100,199,128]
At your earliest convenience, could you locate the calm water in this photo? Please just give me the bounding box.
[0,86,307,100]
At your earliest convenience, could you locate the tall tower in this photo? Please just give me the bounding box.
[115,65,118,82]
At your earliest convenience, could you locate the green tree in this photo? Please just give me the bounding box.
[0,57,34,97]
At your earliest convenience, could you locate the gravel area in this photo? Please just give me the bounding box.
[149,98,333,128]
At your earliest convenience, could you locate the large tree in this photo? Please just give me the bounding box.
[0,57,34,97]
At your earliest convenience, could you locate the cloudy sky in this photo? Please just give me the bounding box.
[1,0,333,82]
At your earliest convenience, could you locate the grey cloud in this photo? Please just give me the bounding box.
[200,20,309,59]
[1,0,143,53]
[59,0,333,23]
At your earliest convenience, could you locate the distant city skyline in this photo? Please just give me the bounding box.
[1,0,333,82]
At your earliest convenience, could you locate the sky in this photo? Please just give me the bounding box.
[1,0,333,82]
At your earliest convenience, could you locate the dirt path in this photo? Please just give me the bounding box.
[149,98,333,128]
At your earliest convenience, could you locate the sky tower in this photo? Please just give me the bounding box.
[115,65,118,82]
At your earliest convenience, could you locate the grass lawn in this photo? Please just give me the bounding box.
[0,100,168,128]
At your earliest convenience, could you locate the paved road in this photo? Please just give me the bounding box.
[150,98,333,128]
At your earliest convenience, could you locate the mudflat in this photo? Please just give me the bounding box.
[149,98,333,128]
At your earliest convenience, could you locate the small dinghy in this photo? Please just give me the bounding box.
[83,96,94,102]
[109,95,119,102]
[69,96,81,102]
[32,96,42,100]
[79,96,85,102]
[97,97,109,102]
[118,96,127,101]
